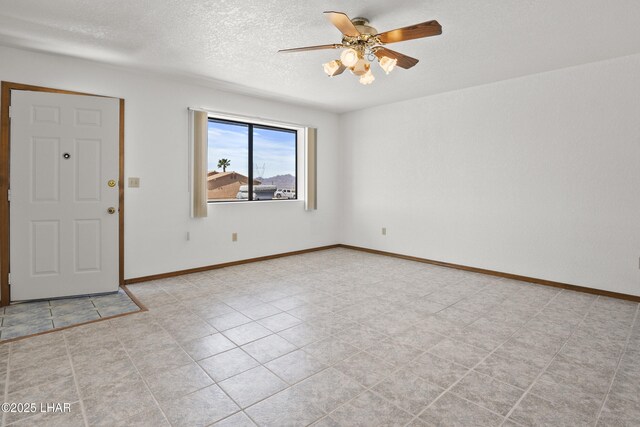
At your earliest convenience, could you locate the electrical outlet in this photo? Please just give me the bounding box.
[382,227,387,236]
[232,232,238,242]
[128,177,140,188]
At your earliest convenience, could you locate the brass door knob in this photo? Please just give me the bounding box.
[107,207,116,214]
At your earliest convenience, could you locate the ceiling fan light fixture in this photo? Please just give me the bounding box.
[323,60,346,77]
[350,58,370,76]
[340,48,359,67]
[359,69,375,85]
[379,56,398,74]
[279,12,441,85]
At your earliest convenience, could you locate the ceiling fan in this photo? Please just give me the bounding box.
[279,11,442,85]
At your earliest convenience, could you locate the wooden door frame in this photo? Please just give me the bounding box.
[0,81,125,306]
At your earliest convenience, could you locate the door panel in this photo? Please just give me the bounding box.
[31,220,60,275]
[32,105,60,124]
[32,137,60,202]
[76,139,101,201]
[75,108,102,127]
[10,91,120,301]
[75,220,101,272]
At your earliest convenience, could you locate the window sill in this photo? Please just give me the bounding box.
[207,199,304,206]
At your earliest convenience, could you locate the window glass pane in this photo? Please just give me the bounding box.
[207,119,249,201]
[253,126,297,200]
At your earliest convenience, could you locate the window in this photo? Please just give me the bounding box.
[207,118,297,202]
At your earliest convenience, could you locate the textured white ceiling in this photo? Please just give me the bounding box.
[1,0,639,112]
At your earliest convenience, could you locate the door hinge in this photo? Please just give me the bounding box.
[7,273,10,285]
[7,189,10,202]
[8,106,13,119]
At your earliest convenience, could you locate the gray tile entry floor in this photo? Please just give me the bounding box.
[0,248,638,426]
[0,289,140,341]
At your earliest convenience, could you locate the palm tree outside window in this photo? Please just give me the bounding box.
[218,158,231,172]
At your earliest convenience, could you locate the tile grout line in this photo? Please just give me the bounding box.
[155,284,324,374]
[205,333,326,424]
[152,257,519,419]
[90,298,103,320]
[308,323,511,426]
[2,342,86,427]
[0,293,141,343]
[304,308,461,426]
[127,253,632,427]
[207,410,255,427]
[594,302,639,425]
[202,321,406,425]
[409,287,567,425]
[196,316,324,425]
[62,331,90,427]
[2,254,450,424]
[301,364,411,426]
[147,307,255,424]
[107,319,173,426]
[499,294,601,425]
[158,285,333,426]
[4,276,447,426]
[181,272,519,425]
[301,335,410,423]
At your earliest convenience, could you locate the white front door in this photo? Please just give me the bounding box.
[9,91,120,301]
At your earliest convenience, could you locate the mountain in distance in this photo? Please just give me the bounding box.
[256,174,295,189]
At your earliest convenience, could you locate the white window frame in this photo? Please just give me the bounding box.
[188,108,310,206]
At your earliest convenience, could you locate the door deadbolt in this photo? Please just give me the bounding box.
[107,207,116,214]
[108,180,117,188]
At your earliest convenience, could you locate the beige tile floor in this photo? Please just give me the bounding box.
[0,247,638,426]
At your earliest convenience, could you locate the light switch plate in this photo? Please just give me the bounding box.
[128,177,140,188]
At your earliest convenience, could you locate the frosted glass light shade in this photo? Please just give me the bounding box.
[350,58,370,76]
[340,48,359,67]
[323,60,345,76]
[379,56,397,74]
[359,69,375,85]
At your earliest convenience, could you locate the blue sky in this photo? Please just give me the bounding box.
[208,121,296,177]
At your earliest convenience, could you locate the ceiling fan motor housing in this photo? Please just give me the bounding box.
[351,17,378,36]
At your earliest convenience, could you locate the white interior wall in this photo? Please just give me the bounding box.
[340,53,640,296]
[3,45,639,297]
[0,46,341,279]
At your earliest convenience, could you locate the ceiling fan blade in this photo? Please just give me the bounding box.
[374,47,419,69]
[278,44,343,53]
[331,65,347,76]
[376,20,442,44]
[324,11,360,37]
